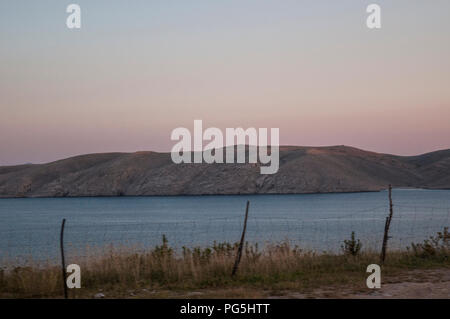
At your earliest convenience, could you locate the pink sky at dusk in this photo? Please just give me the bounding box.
[1,1,449,165]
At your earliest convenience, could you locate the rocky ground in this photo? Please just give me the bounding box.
[269,268,450,299]
[341,268,450,299]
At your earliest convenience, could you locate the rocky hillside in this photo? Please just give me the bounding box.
[0,146,449,198]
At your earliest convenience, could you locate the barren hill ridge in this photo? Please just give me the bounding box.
[0,145,449,198]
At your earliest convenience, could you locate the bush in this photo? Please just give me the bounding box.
[410,227,449,258]
[152,234,173,259]
[341,231,362,256]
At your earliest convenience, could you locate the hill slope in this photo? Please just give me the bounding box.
[0,146,449,198]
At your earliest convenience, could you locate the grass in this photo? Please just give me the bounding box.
[0,230,449,299]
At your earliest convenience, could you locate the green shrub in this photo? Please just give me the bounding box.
[341,231,362,256]
[152,234,173,259]
[410,227,449,258]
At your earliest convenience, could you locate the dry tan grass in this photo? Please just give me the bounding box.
[0,238,448,299]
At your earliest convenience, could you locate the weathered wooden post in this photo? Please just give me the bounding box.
[60,218,68,299]
[232,201,250,277]
[380,185,394,264]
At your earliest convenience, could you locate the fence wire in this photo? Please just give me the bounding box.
[1,202,449,265]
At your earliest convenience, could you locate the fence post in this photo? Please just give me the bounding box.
[232,201,250,277]
[60,218,68,299]
[380,185,394,264]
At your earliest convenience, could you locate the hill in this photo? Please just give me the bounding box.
[0,146,449,197]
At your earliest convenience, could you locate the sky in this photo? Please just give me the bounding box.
[1,0,450,165]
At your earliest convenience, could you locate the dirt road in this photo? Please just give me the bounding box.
[278,268,450,299]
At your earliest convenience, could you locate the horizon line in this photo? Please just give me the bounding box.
[3,144,450,167]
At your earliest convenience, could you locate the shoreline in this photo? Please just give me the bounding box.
[1,187,450,200]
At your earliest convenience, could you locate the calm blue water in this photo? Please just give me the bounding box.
[0,189,449,264]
